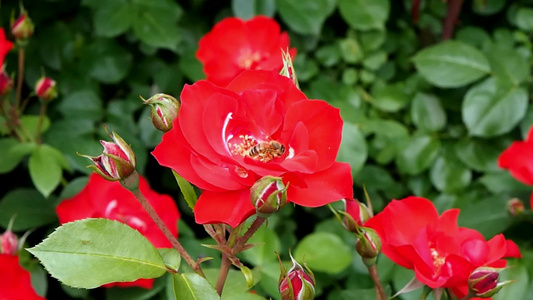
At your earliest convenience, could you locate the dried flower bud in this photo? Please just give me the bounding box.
[279,254,315,300]
[250,176,288,218]
[141,93,180,132]
[35,77,57,101]
[355,227,381,266]
[468,267,512,298]
[79,130,136,181]
[11,11,34,40]
[0,230,18,255]
[507,198,524,216]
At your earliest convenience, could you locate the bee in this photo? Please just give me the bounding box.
[248,140,286,161]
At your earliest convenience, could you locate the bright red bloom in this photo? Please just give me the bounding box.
[498,126,533,185]
[0,254,45,300]
[196,16,296,87]
[0,28,13,67]
[56,173,180,289]
[153,70,353,227]
[365,197,521,298]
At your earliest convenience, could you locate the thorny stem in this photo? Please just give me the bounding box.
[123,171,205,278]
[368,264,387,300]
[215,254,231,295]
[15,47,24,108]
[232,216,266,254]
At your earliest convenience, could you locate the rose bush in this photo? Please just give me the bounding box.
[196,16,296,87]
[56,173,180,289]
[366,196,521,298]
[153,69,353,227]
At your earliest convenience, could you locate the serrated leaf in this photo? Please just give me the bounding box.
[172,273,220,300]
[29,145,63,198]
[276,0,336,35]
[0,189,57,231]
[413,41,490,88]
[338,0,390,31]
[28,219,167,288]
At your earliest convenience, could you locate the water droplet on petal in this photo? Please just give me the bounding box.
[235,166,249,178]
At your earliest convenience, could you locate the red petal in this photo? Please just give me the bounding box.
[194,190,255,227]
[239,89,283,137]
[103,278,154,289]
[497,140,533,185]
[288,162,353,207]
[56,176,99,223]
[0,255,45,300]
[190,154,247,190]
[504,239,522,258]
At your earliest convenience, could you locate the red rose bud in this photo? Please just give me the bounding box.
[35,77,57,101]
[468,267,512,298]
[250,176,288,218]
[279,49,299,89]
[141,93,180,132]
[0,230,18,255]
[11,11,34,40]
[279,255,315,300]
[342,198,372,233]
[507,198,524,216]
[80,130,136,181]
[355,227,381,265]
[0,70,13,96]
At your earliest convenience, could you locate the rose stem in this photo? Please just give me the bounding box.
[15,47,24,108]
[215,254,231,295]
[124,172,205,277]
[368,264,387,300]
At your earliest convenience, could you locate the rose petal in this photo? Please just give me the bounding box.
[194,190,255,227]
[498,140,533,185]
[0,255,45,300]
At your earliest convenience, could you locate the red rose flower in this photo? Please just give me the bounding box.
[0,28,13,66]
[56,173,180,289]
[498,126,533,185]
[0,254,45,300]
[153,70,353,227]
[365,196,521,298]
[196,16,296,87]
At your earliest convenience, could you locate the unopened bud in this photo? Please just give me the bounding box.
[507,198,524,216]
[279,49,299,89]
[279,254,315,300]
[342,198,372,233]
[11,11,34,40]
[141,93,180,132]
[79,129,136,181]
[250,176,288,218]
[0,230,18,255]
[355,227,381,266]
[35,77,57,101]
[0,70,13,96]
[468,267,512,298]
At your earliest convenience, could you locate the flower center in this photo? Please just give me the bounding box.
[430,247,445,270]
[238,50,262,69]
[228,135,286,163]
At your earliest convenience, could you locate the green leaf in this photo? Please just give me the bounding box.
[396,135,440,175]
[231,0,276,19]
[131,0,182,51]
[294,232,352,274]
[471,0,505,16]
[338,0,390,31]
[0,189,57,231]
[28,219,167,288]
[80,39,133,84]
[57,90,103,120]
[412,41,490,88]
[275,0,336,35]
[462,78,528,137]
[203,268,258,299]
[370,82,410,112]
[478,171,532,194]
[105,275,167,300]
[337,122,368,176]
[172,273,220,300]
[158,248,181,272]
[0,139,35,173]
[29,145,64,198]
[410,93,446,132]
[93,0,134,37]
[485,44,530,86]
[172,170,198,210]
[493,259,529,300]
[457,194,512,238]
[20,115,51,141]
[241,225,280,266]
[516,7,533,31]
[454,139,500,172]
[430,154,472,193]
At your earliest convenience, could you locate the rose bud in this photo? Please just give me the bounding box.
[0,70,13,96]
[355,227,381,266]
[0,230,18,255]
[11,11,34,40]
[342,198,372,233]
[250,176,288,218]
[279,254,315,300]
[468,267,512,298]
[79,130,136,182]
[35,77,57,101]
[141,93,180,132]
[279,49,299,89]
[507,198,524,216]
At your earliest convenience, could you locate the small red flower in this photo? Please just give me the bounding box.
[35,77,57,101]
[56,173,180,289]
[0,28,14,67]
[196,16,296,87]
[0,254,45,300]
[153,70,353,227]
[365,196,521,298]
[498,126,533,185]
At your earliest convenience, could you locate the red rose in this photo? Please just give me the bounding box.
[0,254,45,300]
[153,70,353,227]
[196,16,296,87]
[365,196,521,298]
[498,126,533,185]
[56,173,180,289]
[0,28,13,66]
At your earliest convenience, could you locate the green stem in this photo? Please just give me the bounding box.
[215,254,231,296]
[15,47,24,109]
[368,264,387,300]
[232,216,265,254]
